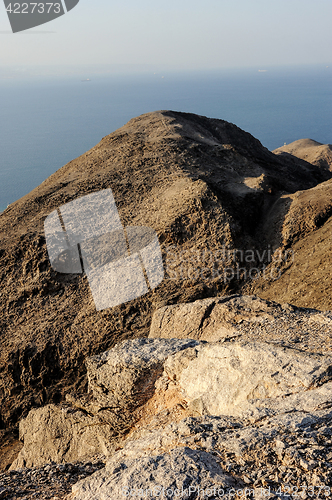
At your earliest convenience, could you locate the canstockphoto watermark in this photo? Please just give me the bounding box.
[44,189,164,311]
[122,485,257,498]
[164,245,294,283]
[122,485,331,498]
[3,0,80,33]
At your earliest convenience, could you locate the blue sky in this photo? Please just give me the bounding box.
[0,0,331,69]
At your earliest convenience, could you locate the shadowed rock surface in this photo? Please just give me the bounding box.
[1,111,332,472]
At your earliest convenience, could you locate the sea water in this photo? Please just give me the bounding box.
[0,64,331,212]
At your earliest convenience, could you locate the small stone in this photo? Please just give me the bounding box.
[0,488,9,500]
[311,473,321,485]
[274,439,285,450]
[300,459,316,470]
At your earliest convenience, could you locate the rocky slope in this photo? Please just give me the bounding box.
[274,138,332,172]
[2,295,332,499]
[247,138,332,307]
[1,111,332,471]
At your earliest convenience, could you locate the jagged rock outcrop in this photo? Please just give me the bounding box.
[67,406,332,500]
[10,338,199,469]
[1,110,332,469]
[149,294,332,346]
[11,316,332,471]
[3,405,332,499]
[5,293,332,497]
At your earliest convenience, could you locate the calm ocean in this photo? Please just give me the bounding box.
[0,65,331,213]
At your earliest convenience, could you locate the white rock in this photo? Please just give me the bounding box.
[67,447,242,500]
[163,341,332,419]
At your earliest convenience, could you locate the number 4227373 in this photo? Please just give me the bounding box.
[5,3,62,14]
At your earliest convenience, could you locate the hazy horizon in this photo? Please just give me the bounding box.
[1,0,331,70]
[0,62,331,82]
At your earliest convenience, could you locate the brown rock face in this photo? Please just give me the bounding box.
[274,138,332,172]
[0,110,332,467]
[246,179,332,309]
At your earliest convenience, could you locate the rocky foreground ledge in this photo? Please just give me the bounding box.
[1,295,332,499]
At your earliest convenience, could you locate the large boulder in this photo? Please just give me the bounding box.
[150,295,279,341]
[9,404,112,469]
[149,295,332,353]
[85,337,199,411]
[162,341,332,419]
[10,338,199,469]
[67,447,242,500]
